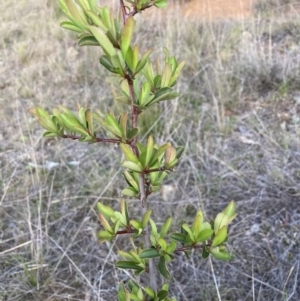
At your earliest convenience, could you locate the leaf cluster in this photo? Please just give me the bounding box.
[118,281,175,301]
[29,1,238,300]
[97,200,237,282]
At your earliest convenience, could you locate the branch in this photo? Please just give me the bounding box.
[62,134,121,144]
[175,243,212,253]
[129,3,155,17]
[142,167,175,174]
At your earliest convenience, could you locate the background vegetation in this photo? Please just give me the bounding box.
[1,0,300,300]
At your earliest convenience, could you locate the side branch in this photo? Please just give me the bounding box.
[175,243,212,253]
[62,134,121,144]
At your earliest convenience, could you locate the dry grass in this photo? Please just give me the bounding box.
[1,0,300,300]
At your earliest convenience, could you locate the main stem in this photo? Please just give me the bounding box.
[128,79,158,292]
[119,1,158,291]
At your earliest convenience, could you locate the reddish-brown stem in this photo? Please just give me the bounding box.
[119,1,158,292]
[116,228,135,235]
[119,0,127,23]
[175,243,212,253]
[142,167,174,174]
[129,3,154,17]
[62,134,121,144]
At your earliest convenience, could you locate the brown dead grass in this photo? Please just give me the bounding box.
[175,0,253,19]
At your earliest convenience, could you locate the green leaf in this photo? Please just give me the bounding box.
[169,60,185,86]
[197,229,214,242]
[106,113,123,137]
[115,261,142,270]
[214,213,228,232]
[160,217,172,239]
[212,226,228,247]
[78,35,99,46]
[43,131,60,137]
[176,146,185,160]
[65,0,88,25]
[154,0,168,8]
[144,287,155,298]
[99,214,113,233]
[117,290,127,301]
[139,248,160,259]
[149,218,158,235]
[100,56,118,73]
[119,113,127,138]
[130,220,142,230]
[114,212,127,227]
[135,49,153,75]
[166,240,177,254]
[98,230,114,242]
[158,256,170,280]
[120,16,136,58]
[158,238,167,251]
[120,143,140,163]
[77,0,90,11]
[149,88,179,106]
[85,108,93,136]
[85,10,107,31]
[113,219,121,234]
[145,135,154,167]
[89,26,117,57]
[78,107,86,126]
[122,161,143,173]
[222,200,237,218]
[202,245,210,259]
[170,232,186,243]
[210,247,231,261]
[127,128,139,140]
[132,45,139,71]
[161,64,172,88]
[120,199,129,226]
[118,250,136,261]
[121,187,138,197]
[182,223,195,242]
[97,6,112,30]
[191,212,203,238]
[60,21,82,33]
[97,202,115,218]
[123,170,139,191]
[129,250,142,263]
[142,209,152,228]
[157,290,168,300]
[149,143,169,166]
